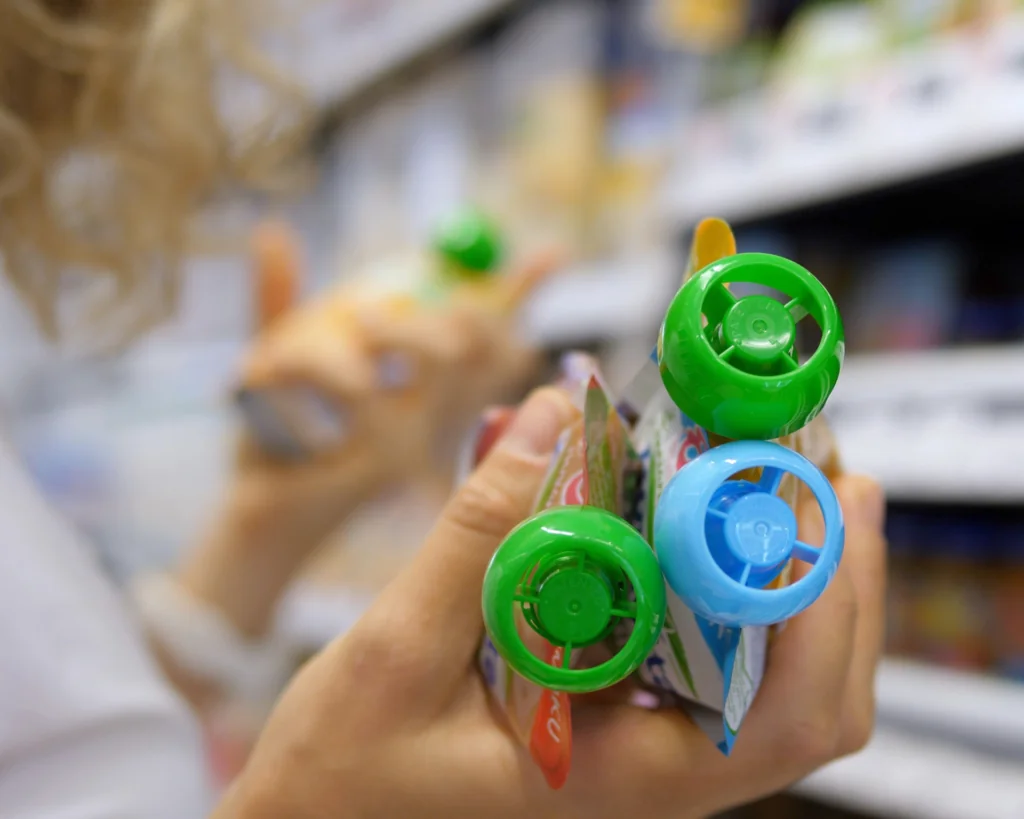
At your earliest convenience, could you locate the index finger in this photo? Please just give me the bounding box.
[493,248,565,312]
[252,220,301,331]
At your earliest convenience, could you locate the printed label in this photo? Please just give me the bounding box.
[562,470,586,506]
[640,617,699,698]
[583,376,625,514]
[479,636,508,705]
[676,425,708,471]
[538,424,585,511]
[631,400,756,745]
[528,644,573,790]
[724,628,766,739]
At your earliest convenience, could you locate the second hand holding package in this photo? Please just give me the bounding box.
[464,218,846,789]
[236,209,556,463]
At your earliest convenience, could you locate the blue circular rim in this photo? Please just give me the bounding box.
[654,440,844,627]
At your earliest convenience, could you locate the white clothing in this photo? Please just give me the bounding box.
[0,439,213,817]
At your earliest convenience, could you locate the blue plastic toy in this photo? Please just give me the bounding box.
[654,440,844,627]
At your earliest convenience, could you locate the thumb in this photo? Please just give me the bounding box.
[372,387,578,677]
[252,220,302,331]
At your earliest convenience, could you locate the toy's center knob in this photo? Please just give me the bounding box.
[724,492,798,569]
[721,295,796,368]
[537,566,614,646]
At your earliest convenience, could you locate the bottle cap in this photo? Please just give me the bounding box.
[658,253,844,440]
[482,506,666,693]
[433,210,504,277]
[655,440,844,627]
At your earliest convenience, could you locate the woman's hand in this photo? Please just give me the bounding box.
[213,388,887,819]
[178,225,553,640]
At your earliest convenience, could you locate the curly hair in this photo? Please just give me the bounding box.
[0,0,314,343]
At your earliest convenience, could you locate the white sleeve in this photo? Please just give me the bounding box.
[0,708,213,819]
[0,441,214,817]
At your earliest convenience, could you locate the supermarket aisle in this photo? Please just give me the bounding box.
[0,2,1020,817]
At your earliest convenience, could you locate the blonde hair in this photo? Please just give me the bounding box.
[0,0,314,343]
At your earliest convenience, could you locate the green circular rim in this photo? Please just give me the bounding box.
[658,252,845,440]
[482,506,667,694]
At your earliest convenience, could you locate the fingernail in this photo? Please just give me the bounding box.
[501,388,575,457]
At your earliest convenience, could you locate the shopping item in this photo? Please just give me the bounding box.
[470,218,846,788]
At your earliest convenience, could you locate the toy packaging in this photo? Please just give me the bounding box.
[469,217,846,789]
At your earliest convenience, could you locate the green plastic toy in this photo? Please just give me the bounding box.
[432,209,504,280]
[482,506,667,694]
[657,252,844,440]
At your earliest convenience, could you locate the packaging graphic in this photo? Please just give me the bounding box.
[472,217,846,787]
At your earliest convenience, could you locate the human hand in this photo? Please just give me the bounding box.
[234,222,557,494]
[348,247,557,480]
[213,387,887,819]
[175,222,375,641]
[179,224,555,640]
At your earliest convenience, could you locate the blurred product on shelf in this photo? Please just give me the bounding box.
[993,557,1024,681]
[758,1,888,153]
[322,0,813,269]
[885,505,1024,681]
[845,241,963,351]
[879,0,980,41]
[598,2,674,252]
[771,2,885,87]
[729,227,1024,353]
[646,0,751,53]
[956,248,1024,343]
[663,0,1024,228]
[489,1,607,253]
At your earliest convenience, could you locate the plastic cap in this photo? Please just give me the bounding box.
[721,294,796,367]
[723,492,798,569]
[536,566,616,646]
[658,253,844,440]
[433,210,504,277]
[654,440,844,627]
[482,506,667,694]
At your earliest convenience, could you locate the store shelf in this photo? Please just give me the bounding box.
[795,725,1024,819]
[873,659,1024,759]
[828,345,1024,503]
[298,0,516,111]
[520,250,679,348]
[796,660,1024,819]
[662,24,1024,228]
